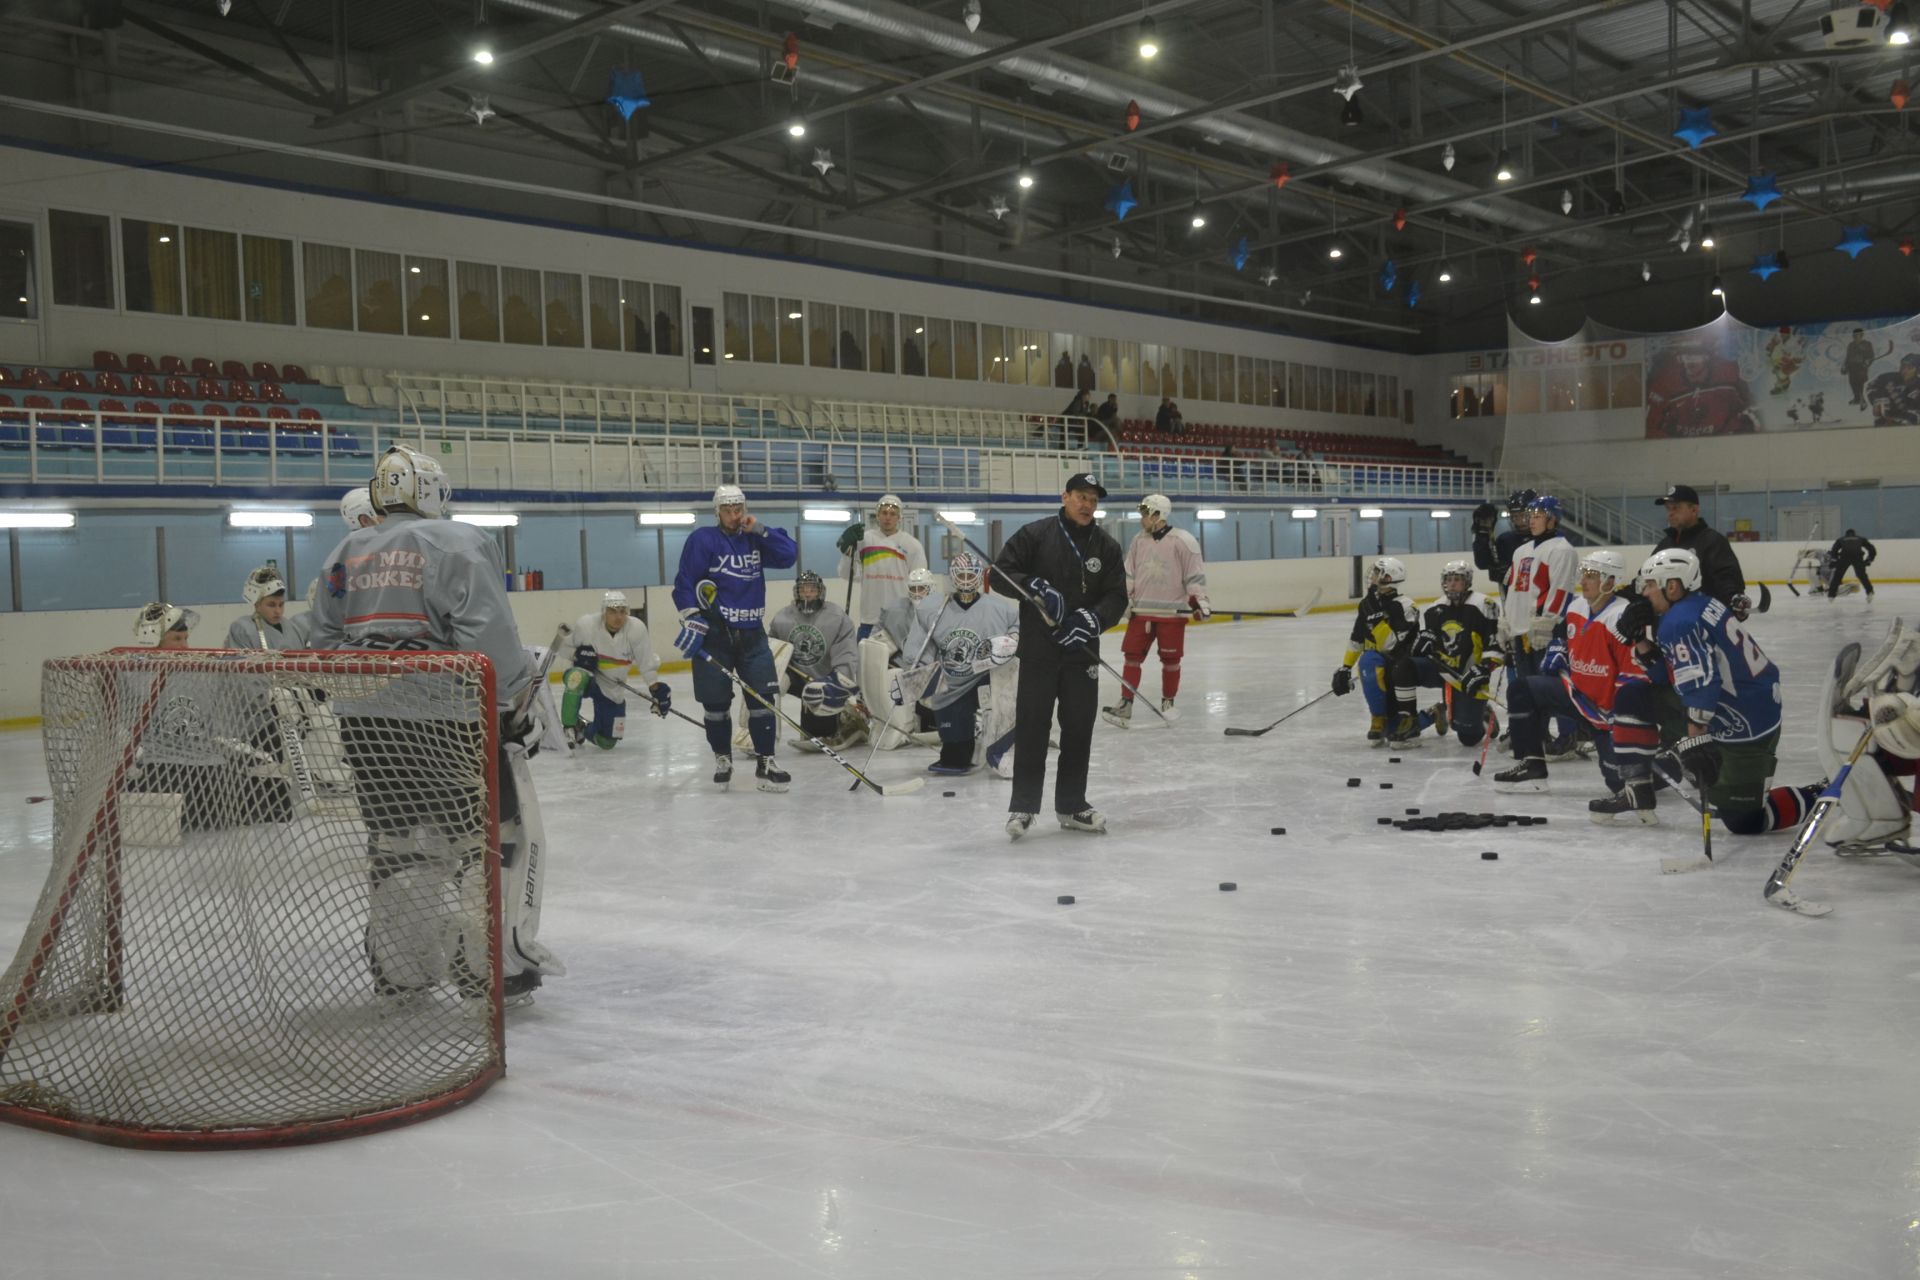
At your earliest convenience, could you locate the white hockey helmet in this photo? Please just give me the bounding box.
[243,565,287,606]
[1638,547,1701,593]
[875,493,903,512]
[949,552,984,598]
[340,484,379,530]
[907,567,935,600]
[713,483,747,510]
[1139,493,1172,521]
[1441,558,1473,601]
[373,444,450,518]
[305,577,320,609]
[1370,556,1408,592]
[134,602,198,647]
[602,590,629,612]
[1581,550,1627,587]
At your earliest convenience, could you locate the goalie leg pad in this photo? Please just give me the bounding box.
[499,741,565,979]
[365,832,457,995]
[561,667,591,727]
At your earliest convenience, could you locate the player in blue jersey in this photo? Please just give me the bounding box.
[672,483,800,793]
[1619,547,1821,835]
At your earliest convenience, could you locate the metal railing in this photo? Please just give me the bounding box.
[811,398,1120,453]
[1496,470,1663,544]
[376,372,808,440]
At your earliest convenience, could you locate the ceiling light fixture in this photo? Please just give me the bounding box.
[1700,222,1716,250]
[1189,202,1207,230]
[1016,155,1036,189]
[1710,273,1725,298]
[786,113,807,138]
[1137,15,1159,58]
[1891,0,1916,45]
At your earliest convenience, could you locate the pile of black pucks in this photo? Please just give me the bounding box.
[1390,812,1550,832]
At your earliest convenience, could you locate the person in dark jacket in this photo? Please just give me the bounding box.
[1652,483,1746,607]
[991,473,1129,840]
[1473,487,1536,592]
[1828,528,1878,598]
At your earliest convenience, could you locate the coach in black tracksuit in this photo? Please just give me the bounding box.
[992,473,1128,833]
[1828,528,1878,598]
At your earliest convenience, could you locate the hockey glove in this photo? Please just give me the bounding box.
[1331,666,1354,697]
[1052,607,1100,650]
[1189,595,1213,621]
[1526,612,1560,651]
[988,633,1019,663]
[673,609,709,658]
[836,520,864,557]
[1471,502,1499,536]
[1538,639,1570,677]
[1610,596,1657,646]
[502,706,540,758]
[572,644,599,670]
[649,681,672,718]
[1410,629,1438,661]
[1729,592,1752,623]
[1026,577,1066,626]
[1667,733,1723,788]
[1458,666,1491,701]
[1871,691,1920,759]
[803,679,854,713]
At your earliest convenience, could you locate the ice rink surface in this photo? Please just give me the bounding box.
[3,586,1919,1280]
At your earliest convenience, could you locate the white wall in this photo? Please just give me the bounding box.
[7,538,1910,721]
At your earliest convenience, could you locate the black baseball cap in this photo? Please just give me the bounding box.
[1655,484,1701,505]
[1064,472,1108,498]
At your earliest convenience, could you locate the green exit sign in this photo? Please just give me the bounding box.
[440,442,453,454]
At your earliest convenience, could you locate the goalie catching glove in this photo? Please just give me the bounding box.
[1871,691,1920,759]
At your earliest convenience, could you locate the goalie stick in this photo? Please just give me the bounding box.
[693,581,923,796]
[1224,687,1336,737]
[1761,730,1872,917]
[931,512,1171,725]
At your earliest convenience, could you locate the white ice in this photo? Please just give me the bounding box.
[4,588,1920,1280]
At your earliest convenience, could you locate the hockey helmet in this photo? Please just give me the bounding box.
[602,590,629,614]
[1528,493,1565,523]
[1441,559,1473,603]
[340,484,379,530]
[794,569,826,614]
[875,493,903,512]
[1138,493,1172,522]
[907,567,935,601]
[134,602,198,647]
[243,565,287,606]
[1506,487,1538,514]
[1638,547,1702,594]
[373,444,451,518]
[1580,550,1626,588]
[1369,556,1408,593]
[949,552,985,599]
[713,483,747,511]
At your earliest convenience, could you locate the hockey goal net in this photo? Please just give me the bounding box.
[0,649,504,1148]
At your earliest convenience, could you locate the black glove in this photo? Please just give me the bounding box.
[1471,502,1498,536]
[1729,593,1752,622]
[836,520,864,557]
[1027,577,1065,625]
[1331,666,1353,697]
[649,681,672,718]
[502,707,539,758]
[1052,607,1100,649]
[1410,630,1437,661]
[1668,733,1722,788]
[1459,665,1491,700]
[572,643,598,670]
[1610,595,1657,646]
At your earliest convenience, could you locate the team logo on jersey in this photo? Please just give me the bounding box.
[326,562,347,598]
[940,626,985,679]
[789,623,827,670]
[1087,557,1103,573]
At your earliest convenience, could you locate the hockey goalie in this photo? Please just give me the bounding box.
[1820,620,1920,862]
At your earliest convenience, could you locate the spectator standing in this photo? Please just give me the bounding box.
[1651,483,1747,608]
[1154,397,1177,434]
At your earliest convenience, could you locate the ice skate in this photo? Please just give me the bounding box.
[755,756,790,793]
[712,753,733,790]
[1101,699,1133,729]
[1058,808,1107,834]
[1386,712,1424,750]
[1159,697,1180,723]
[1427,701,1449,739]
[1367,714,1386,747]
[1006,812,1035,841]
[1493,757,1549,792]
[1588,781,1658,825]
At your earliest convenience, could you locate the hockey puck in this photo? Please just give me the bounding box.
[1269,826,1286,835]
[1347,778,1361,787]
[1514,816,1535,826]
[1481,851,1498,861]
[1377,817,1394,825]
[1533,817,1549,824]
[26,795,47,804]
[943,790,956,797]
[1405,807,1420,815]
[1379,782,1393,790]
[1388,757,1403,764]
[1057,895,1075,905]
[1219,882,1237,892]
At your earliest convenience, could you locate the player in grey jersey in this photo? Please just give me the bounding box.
[768,570,863,750]
[309,444,559,1004]
[902,553,1020,775]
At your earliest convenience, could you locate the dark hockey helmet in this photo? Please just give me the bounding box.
[1506,487,1538,515]
[794,569,826,614]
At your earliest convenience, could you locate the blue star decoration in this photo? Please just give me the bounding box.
[606,69,651,121]
[1407,280,1422,308]
[1836,225,1874,259]
[1741,172,1781,211]
[1380,258,1398,292]
[1104,180,1137,222]
[1748,252,1783,281]
[1672,107,1717,149]
[1231,237,1251,271]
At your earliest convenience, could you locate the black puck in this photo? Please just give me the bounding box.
[1379,782,1393,790]
[1514,816,1535,826]
[1347,778,1361,787]
[943,791,956,797]
[1534,817,1549,824]
[1405,808,1420,815]
[1481,851,1498,861]
[1270,826,1286,835]
[1388,757,1403,763]
[1377,817,1394,825]
[1219,882,1237,892]
[1057,895,1075,905]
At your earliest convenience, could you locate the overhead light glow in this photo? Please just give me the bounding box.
[1358,508,1384,519]
[1437,262,1453,283]
[1494,148,1514,182]
[1137,16,1159,58]
[1528,293,1542,305]
[227,510,313,529]
[1196,508,1227,521]
[803,507,853,522]
[0,511,76,529]
[472,46,495,65]
[937,509,979,524]
[1327,243,1344,259]
[1094,509,1109,519]
[1289,508,1317,520]
[787,310,803,319]
[787,114,807,138]
[1710,273,1726,298]
[1430,509,1452,519]
[451,511,520,527]
[639,512,696,526]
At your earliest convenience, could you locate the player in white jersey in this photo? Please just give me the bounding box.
[838,493,927,639]
[1503,493,1583,753]
[225,566,296,650]
[562,591,668,750]
[1104,493,1209,727]
[902,552,1019,774]
[309,444,557,1004]
[862,568,941,750]
[768,570,864,749]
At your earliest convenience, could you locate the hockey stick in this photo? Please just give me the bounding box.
[1472,704,1500,776]
[603,674,707,730]
[1224,687,1336,737]
[851,596,950,789]
[1761,731,1872,917]
[1651,752,1717,874]
[931,513,1171,725]
[1184,593,1324,620]
[693,581,923,796]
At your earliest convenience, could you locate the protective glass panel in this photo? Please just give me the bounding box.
[243,236,296,326]
[125,220,184,317]
[405,257,450,339]
[457,262,500,342]
[543,272,583,348]
[48,210,110,310]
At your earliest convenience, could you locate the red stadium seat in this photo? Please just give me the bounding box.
[202,403,229,419]
[266,406,292,421]
[92,351,124,372]
[57,369,88,392]
[260,381,291,404]
[221,360,249,381]
[282,363,314,383]
[190,357,218,379]
[0,366,13,387]
[131,373,160,397]
[163,375,193,399]
[94,371,127,395]
[24,394,55,410]
[296,407,322,422]
[134,400,162,416]
[158,355,187,376]
[251,361,277,382]
[60,396,90,412]
[233,404,262,420]
[126,353,157,375]
[229,379,257,402]
[195,376,224,400]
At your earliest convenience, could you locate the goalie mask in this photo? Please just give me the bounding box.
[949,553,984,601]
[794,570,826,615]
[1369,556,1408,596]
[907,568,934,601]
[243,565,287,606]
[373,444,450,518]
[135,602,199,647]
[1441,559,1473,604]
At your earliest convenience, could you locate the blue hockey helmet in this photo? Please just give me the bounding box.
[1528,493,1564,523]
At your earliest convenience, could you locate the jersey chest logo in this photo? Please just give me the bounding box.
[789,623,827,668]
[1087,557,1103,573]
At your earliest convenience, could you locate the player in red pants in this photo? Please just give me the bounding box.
[1104,493,1209,727]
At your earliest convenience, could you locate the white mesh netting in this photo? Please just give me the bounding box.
[0,649,504,1148]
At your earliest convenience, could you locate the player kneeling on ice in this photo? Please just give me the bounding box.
[1104,493,1207,728]
[769,570,865,751]
[562,591,669,750]
[672,484,799,793]
[1330,557,1427,746]
[900,552,1019,776]
[1494,552,1661,820]
[309,444,563,1005]
[1388,560,1503,750]
[1618,547,1823,836]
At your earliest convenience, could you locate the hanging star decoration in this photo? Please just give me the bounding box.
[1381,258,1398,292]
[1904,238,1917,257]
[1749,252,1784,281]
[1259,266,1279,287]
[1104,180,1138,221]
[1441,142,1455,172]
[1112,237,1123,260]
[217,0,232,13]
[962,0,982,32]
[1560,188,1574,216]
[1333,64,1363,101]
[1741,171,1782,211]
[987,195,1010,221]
[1232,237,1251,272]
[1672,107,1717,149]
[782,32,800,73]
[606,69,652,121]
[1124,99,1142,133]
[1895,79,1913,111]
[811,148,834,176]
[1836,225,1874,259]
[1520,246,1537,268]
[1270,162,1291,190]
[1407,280,1422,308]
[466,95,496,125]
[1392,207,1408,231]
